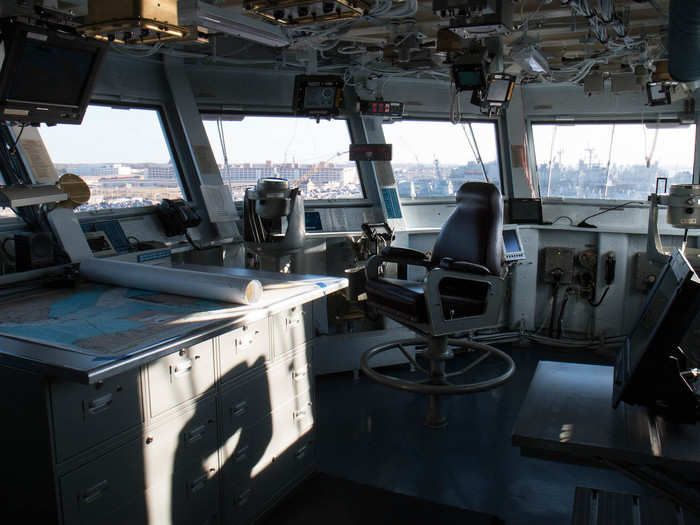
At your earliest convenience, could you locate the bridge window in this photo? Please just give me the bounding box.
[532,122,697,200]
[381,120,501,200]
[202,116,364,201]
[37,105,184,211]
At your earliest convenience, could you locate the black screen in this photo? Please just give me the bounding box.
[456,70,483,90]
[7,38,96,107]
[627,265,681,372]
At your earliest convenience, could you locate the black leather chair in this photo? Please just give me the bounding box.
[360,182,516,427]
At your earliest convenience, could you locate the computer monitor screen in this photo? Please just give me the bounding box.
[303,86,337,110]
[7,38,97,107]
[0,22,107,125]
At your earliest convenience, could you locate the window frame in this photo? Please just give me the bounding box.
[528,117,697,205]
[200,111,372,207]
[24,101,191,221]
[381,117,505,205]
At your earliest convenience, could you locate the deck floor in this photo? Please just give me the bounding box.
[314,343,641,525]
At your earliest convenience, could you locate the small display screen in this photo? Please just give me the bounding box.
[456,70,483,89]
[303,86,337,110]
[503,230,521,256]
[7,38,97,107]
[486,78,512,103]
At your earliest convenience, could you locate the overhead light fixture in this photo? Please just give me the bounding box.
[244,0,372,26]
[79,0,193,44]
[510,33,549,75]
[179,0,290,47]
[511,45,549,74]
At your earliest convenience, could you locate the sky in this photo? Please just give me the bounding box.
[532,123,697,171]
[35,105,697,173]
[382,120,499,165]
[39,105,173,164]
[203,117,354,165]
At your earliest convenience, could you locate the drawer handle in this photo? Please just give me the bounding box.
[293,408,306,420]
[172,359,193,378]
[81,479,109,505]
[236,489,252,507]
[293,403,312,420]
[189,469,214,494]
[292,370,308,382]
[285,316,302,330]
[86,393,113,415]
[232,401,248,417]
[234,445,249,463]
[184,424,207,445]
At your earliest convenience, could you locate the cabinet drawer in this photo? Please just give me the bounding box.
[219,318,269,385]
[221,368,271,434]
[147,340,215,417]
[51,369,141,463]
[221,391,313,492]
[143,397,218,489]
[267,344,313,410]
[220,344,312,435]
[145,456,219,525]
[270,304,312,358]
[60,440,144,525]
[222,431,315,525]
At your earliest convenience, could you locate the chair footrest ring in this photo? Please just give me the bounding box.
[360,338,515,395]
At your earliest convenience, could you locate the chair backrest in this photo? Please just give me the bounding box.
[430,182,504,275]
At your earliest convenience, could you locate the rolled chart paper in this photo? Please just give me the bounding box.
[80,258,263,305]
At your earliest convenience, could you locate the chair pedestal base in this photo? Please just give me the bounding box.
[425,395,447,428]
[360,336,516,427]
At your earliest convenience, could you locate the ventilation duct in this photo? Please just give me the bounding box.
[668,0,700,82]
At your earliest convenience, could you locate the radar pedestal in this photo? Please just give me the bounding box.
[243,178,324,274]
[647,184,700,269]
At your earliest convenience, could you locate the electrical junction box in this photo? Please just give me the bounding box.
[541,247,575,284]
[634,252,663,292]
[433,0,513,38]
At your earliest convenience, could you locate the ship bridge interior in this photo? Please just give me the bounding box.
[0,1,699,524]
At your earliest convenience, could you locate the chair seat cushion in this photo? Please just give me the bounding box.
[366,277,490,325]
[365,277,428,323]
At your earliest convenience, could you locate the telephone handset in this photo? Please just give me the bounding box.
[156,199,202,237]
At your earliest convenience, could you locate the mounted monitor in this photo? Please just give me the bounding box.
[613,249,700,423]
[484,73,515,107]
[0,21,108,125]
[452,64,485,92]
[292,75,344,120]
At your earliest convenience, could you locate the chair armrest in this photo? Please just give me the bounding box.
[439,257,491,275]
[381,246,428,262]
[366,250,435,281]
